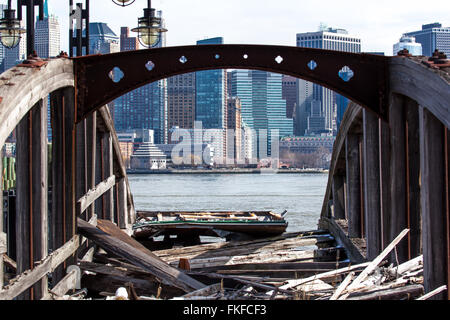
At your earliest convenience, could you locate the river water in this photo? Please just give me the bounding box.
[128,172,328,233]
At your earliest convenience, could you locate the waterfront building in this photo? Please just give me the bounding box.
[393,35,422,56]
[113,12,168,144]
[167,72,196,129]
[226,97,242,163]
[404,23,450,57]
[130,142,167,170]
[280,136,335,154]
[195,37,227,129]
[231,69,293,156]
[156,143,214,167]
[282,75,297,119]
[296,27,361,134]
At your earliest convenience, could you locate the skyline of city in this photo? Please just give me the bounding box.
[15,0,450,56]
[0,0,449,167]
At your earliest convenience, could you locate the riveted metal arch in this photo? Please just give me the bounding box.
[73,44,389,123]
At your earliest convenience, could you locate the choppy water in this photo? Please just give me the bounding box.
[128,173,328,232]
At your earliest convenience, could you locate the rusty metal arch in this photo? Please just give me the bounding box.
[73,44,389,123]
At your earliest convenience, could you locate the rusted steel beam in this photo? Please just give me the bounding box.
[73,45,389,123]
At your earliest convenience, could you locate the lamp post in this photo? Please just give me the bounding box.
[131,0,167,48]
[0,0,25,50]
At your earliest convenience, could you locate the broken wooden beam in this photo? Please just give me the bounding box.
[76,218,205,293]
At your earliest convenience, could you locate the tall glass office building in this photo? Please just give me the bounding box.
[231,70,293,156]
[113,11,168,144]
[195,37,226,129]
[296,27,361,135]
[404,23,450,57]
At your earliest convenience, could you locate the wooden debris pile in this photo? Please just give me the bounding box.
[63,222,445,300]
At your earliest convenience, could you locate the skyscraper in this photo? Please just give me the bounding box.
[393,35,422,56]
[167,72,196,130]
[282,75,297,118]
[296,27,361,135]
[120,27,139,52]
[113,12,168,144]
[35,5,60,59]
[88,22,120,54]
[231,70,293,156]
[195,37,226,129]
[404,23,450,57]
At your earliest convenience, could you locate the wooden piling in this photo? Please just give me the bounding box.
[362,109,382,260]
[50,87,76,284]
[101,132,114,222]
[15,99,48,299]
[419,107,448,300]
[332,174,345,220]
[345,133,362,238]
[388,94,409,264]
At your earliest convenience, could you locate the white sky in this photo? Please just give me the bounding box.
[5,0,450,56]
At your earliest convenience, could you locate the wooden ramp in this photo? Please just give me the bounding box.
[77,218,205,293]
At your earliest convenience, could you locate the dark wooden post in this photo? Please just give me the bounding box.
[117,178,128,229]
[419,107,448,300]
[16,99,48,299]
[86,112,96,219]
[388,94,408,264]
[75,120,87,220]
[379,119,391,251]
[362,109,382,260]
[405,99,421,259]
[332,173,345,219]
[346,133,362,238]
[95,130,103,219]
[50,87,76,284]
[0,150,4,289]
[101,132,114,222]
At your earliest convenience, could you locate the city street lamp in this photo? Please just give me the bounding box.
[131,0,167,48]
[0,0,25,49]
[111,0,136,6]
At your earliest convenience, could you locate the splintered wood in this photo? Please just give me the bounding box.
[71,225,432,300]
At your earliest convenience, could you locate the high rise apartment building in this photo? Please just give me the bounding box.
[404,23,450,57]
[167,73,196,131]
[195,37,227,129]
[296,27,361,135]
[231,70,293,156]
[282,75,297,119]
[35,9,60,58]
[88,22,120,54]
[113,12,168,144]
[226,97,242,162]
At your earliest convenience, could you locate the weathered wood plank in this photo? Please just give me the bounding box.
[363,109,381,260]
[85,112,96,219]
[77,218,205,293]
[347,284,423,300]
[342,228,410,298]
[0,235,79,300]
[77,175,116,215]
[101,132,114,222]
[48,268,78,298]
[332,174,345,219]
[117,178,127,229]
[389,94,409,264]
[345,133,363,238]
[419,107,448,299]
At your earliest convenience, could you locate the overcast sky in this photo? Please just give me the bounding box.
[6,0,450,55]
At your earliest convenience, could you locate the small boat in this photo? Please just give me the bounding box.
[133,210,288,240]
